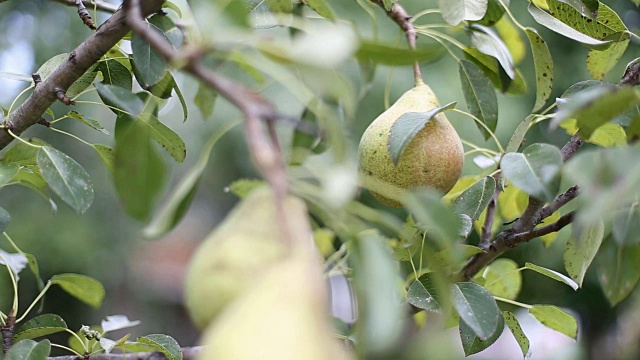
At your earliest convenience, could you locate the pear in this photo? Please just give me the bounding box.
[196,247,354,360]
[184,187,310,329]
[358,82,464,207]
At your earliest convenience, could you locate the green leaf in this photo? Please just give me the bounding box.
[525,28,553,112]
[98,59,132,90]
[226,178,268,199]
[407,273,444,311]
[587,33,629,80]
[403,189,462,249]
[173,78,188,122]
[459,60,498,139]
[1,139,49,166]
[67,111,109,135]
[547,1,627,40]
[451,176,496,221]
[451,282,502,340]
[92,144,115,174]
[139,113,186,163]
[500,143,562,202]
[144,121,239,238]
[552,86,640,138]
[50,273,105,308]
[37,146,94,214]
[529,305,578,339]
[381,0,396,11]
[503,311,531,359]
[438,0,489,26]
[95,83,144,116]
[505,115,534,153]
[0,206,9,233]
[477,258,521,300]
[114,115,167,221]
[596,238,640,306]
[612,204,640,245]
[304,0,335,20]
[194,82,218,120]
[495,15,525,64]
[290,100,326,165]
[137,334,182,360]
[13,314,68,342]
[460,311,504,356]
[564,220,605,287]
[524,262,579,290]
[131,24,169,88]
[527,3,612,46]
[0,163,18,187]
[469,24,515,79]
[5,340,50,360]
[352,230,406,355]
[475,0,509,26]
[356,41,444,66]
[387,102,457,166]
[429,244,484,270]
[560,119,627,147]
[462,47,526,94]
[148,14,183,49]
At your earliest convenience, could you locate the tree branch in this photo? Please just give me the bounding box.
[48,0,119,13]
[370,1,423,84]
[479,173,501,249]
[1,0,164,151]
[123,0,295,247]
[531,185,579,226]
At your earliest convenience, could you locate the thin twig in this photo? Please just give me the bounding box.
[532,185,579,226]
[1,310,15,355]
[76,0,97,30]
[48,0,118,13]
[507,211,575,245]
[123,0,294,248]
[370,1,423,84]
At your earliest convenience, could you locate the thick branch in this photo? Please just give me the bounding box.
[1,311,15,355]
[370,1,423,84]
[48,0,119,13]
[1,0,164,151]
[48,346,203,360]
[508,212,574,244]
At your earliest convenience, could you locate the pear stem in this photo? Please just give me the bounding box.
[373,1,424,86]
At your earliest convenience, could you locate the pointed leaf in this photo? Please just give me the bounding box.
[529,305,577,339]
[92,144,115,174]
[596,238,640,306]
[144,121,239,238]
[98,59,132,90]
[460,311,504,356]
[451,282,502,340]
[114,115,167,221]
[462,47,526,94]
[50,273,105,308]
[13,314,68,342]
[438,0,488,26]
[478,258,521,300]
[95,83,144,116]
[500,143,562,202]
[469,24,515,79]
[506,115,534,153]
[388,102,456,165]
[459,60,498,139]
[407,273,444,311]
[67,111,109,135]
[5,339,50,360]
[452,175,496,221]
[524,262,579,290]
[139,113,186,163]
[503,311,531,359]
[525,28,553,112]
[131,24,169,87]
[564,220,604,287]
[552,86,640,138]
[137,334,182,360]
[587,33,629,80]
[37,146,94,214]
[527,3,611,46]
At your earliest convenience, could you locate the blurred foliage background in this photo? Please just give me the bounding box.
[1,0,639,358]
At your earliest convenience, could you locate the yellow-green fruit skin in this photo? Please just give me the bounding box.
[358,83,464,207]
[184,188,307,329]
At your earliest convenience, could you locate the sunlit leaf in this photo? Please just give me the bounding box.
[503,311,531,359]
[527,3,612,46]
[524,262,578,290]
[50,273,105,308]
[525,28,553,112]
[477,258,521,300]
[438,0,489,26]
[529,305,577,339]
[469,24,515,79]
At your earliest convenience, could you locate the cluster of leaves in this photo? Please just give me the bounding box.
[1,0,640,359]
